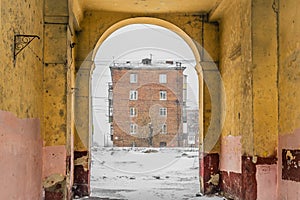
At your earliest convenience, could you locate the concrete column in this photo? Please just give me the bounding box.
[251,1,278,199]
[198,21,222,194]
[199,60,223,194]
[214,0,278,199]
[278,0,300,199]
[42,0,72,199]
[73,59,94,197]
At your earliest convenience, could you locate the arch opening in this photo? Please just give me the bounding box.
[86,18,203,198]
[92,22,200,147]
[74,15,226,198]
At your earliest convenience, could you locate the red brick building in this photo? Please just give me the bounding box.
[109,60,186,147]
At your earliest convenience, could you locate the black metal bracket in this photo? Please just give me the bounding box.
[14,34,40,61]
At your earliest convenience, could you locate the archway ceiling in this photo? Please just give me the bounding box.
[81,0,221,14]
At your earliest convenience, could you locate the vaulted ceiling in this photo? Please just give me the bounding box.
[79,0,221,14]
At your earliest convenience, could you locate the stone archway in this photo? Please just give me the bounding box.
[73,13,222,197]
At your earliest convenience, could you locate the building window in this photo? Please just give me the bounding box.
[129,90,138,100]
[130,107,137,117]
[159,74,167,83]
[161,124,167,134]
[159,108,167,116]
[159,91,167,100]
[130,123,137,134]
[130,74,137,83]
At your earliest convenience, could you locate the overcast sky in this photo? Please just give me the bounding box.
[92,24,199,146]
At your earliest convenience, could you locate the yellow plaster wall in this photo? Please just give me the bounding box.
[277,1,300,198]
[43,0,69,147]
[66,22,77,189]
[200,21,220,153]
[0,0,44,198]
[202,62,222,153]
[218,0,254,156]
[42,0,76,198]
[76,11,212,64]
[252,0,278,157]
[279,0,300,135]
[0,0,44,119]
[218,0,278,157]
[75,67,92,151]
[43,63,67,146]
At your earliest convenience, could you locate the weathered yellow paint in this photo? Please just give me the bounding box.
[216,0,279,157]
[43,64,67,146]
[2,0,300,198]
[74,155,89,171]
[279,0,300,135]
[202,61,222,153]
[43,0,69,147]
[217,0,254,156]
[43,174,65,188]
[91,16,202,65]
[80,0,220,14]
[42,0,75,198]
[74,128,87,151]
[0,0,44,119]
[252,0,278,157]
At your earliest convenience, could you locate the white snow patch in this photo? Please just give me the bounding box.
[79,147,224,200]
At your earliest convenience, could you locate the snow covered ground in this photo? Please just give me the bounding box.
[79,147,224,200]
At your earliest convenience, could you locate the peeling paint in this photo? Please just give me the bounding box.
[207,173,219,186]
[200,153,219,194]
[43,174,65,188]
[44,178,66,200]
[282,149,300,182]
[74,155,89,171]
[73,151,90,197]
[285,150,296,161]
[278,129,300,199]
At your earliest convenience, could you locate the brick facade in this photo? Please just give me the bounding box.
[110,64,185,147]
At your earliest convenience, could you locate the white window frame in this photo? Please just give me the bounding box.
[130,73,137,83]
[129,90,138,100]
[161,124,167,134]
[159,91,167,100]
[130,107,137,117]
[130,123,137,134]
[159,74,167,83]
[159,108,167,116]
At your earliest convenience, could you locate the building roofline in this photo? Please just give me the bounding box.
[109,65,186,70]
